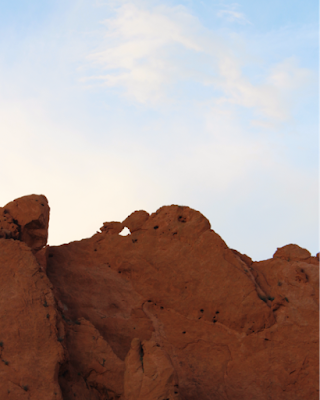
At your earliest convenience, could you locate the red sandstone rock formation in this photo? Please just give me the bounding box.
[0,196,64,399]
[0,194,49,251]
[0,195,318,400]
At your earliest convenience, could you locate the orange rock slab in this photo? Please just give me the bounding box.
[46,204,319,399]
[0,195,318,400]
[123,337,180,400]
[58,317,125,399]
[0,239,64,399]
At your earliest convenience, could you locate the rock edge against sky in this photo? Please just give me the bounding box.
[0,194,318,400]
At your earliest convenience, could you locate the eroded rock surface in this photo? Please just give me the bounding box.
[46,205,319,400]
[0,239,64,399]
[0,195,318,400]
[0,194,49,251]
[123,337,180,400]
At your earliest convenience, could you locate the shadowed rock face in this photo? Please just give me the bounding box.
[0,194,49,252]
[0,195,318,400]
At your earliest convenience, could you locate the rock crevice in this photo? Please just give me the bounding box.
[0,195,318,400]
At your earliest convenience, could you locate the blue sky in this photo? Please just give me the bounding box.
[0,0,318,260]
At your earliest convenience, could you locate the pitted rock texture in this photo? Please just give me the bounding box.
[0,194,49,251]
[46,205,319,400]
[0,195,318,400]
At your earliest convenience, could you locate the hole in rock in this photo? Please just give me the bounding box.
[119,227,131,236]
[200,309,204,313]
[216,311,219,314]
[153,226,159,230]
[182,331,186,334]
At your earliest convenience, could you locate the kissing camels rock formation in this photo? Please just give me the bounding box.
[0,194,318,400]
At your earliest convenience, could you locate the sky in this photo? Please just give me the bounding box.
[0,0,318,261]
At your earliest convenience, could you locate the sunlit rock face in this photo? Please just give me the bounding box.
[0,195,318,400]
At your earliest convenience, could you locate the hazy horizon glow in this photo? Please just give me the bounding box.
[0,0,318,261]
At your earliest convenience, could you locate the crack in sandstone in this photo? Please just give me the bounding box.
[1,196,317,400]
[226,252,272,308]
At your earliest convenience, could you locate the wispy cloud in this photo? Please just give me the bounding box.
[215,2,251,24]
[84,3,203,103]
[84,2,315,127]
[0,1,317,260]
[214,56,315,123]
[217,9,250,25]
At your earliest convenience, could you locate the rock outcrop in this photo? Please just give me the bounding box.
[0,194,49,252]
[0,195,318,400]
[0,232,64,399]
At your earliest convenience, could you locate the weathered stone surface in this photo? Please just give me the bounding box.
[122,210,149,233]
[0,195,318,400]
[224,252,319,400]
[57,317,124,400]
[46,204,319,400]
[0,209,20,239]
[273,244,311,261]
[100,221,124,235]
[0,239,64,399]
[0,194,49,251]
[123,337,180,400]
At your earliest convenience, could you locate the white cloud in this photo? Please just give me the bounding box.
[0,0,317,260]
[84,2,315,126]
[100,3,202,51]
[217,9,250,25]
[210,55,315,124]
[216,2,251,24]
[85,3,204,103]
